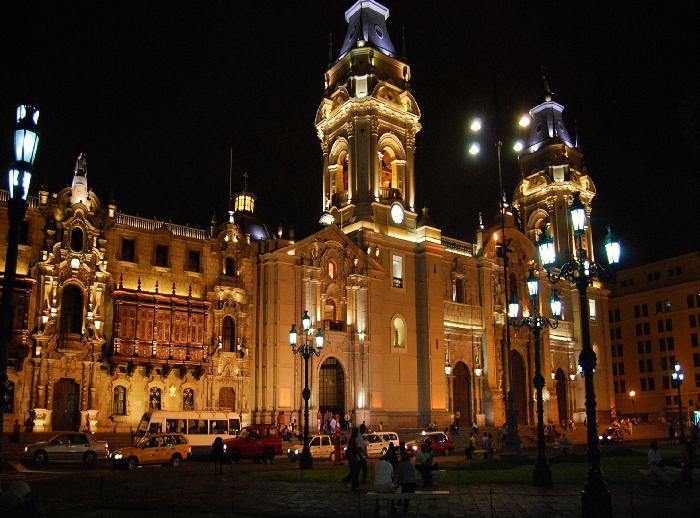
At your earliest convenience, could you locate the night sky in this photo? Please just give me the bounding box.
[2,1,698,266]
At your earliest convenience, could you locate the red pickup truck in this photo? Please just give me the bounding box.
[223,424,283,463]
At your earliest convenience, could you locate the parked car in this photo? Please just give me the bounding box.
[287,433,347,461]
[363,431,400,458]
[224,424,283,463]
[598,427,624,445]
[406,431,454,456]
[25,432,109,465]
[110,433,191,470]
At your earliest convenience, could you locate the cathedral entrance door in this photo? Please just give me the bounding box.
[555,368,567,425]
[510,351,528,426]
[319,357,345,418]
[452,362,471,426]
[218,387,235,411]
[52,378,80,431]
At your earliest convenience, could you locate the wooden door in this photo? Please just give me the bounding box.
[218,387,235,410]
[453,362,472,425]
[53,379,80,431]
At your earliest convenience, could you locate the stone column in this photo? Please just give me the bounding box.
[406,129,416,211]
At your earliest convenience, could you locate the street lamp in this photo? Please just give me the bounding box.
[510,269,559,487]
[628,390,637,420]
[1,105,40,471]
[671,362,686,443]
[538,191,620,517]
[289,310,324,469]
[469,114,529,455]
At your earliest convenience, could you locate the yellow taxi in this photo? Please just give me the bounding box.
[110,433,191,470]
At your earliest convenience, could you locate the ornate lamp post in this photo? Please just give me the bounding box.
[469,114,529,454]
[1,105,40,470]
[509,269,560,486]
[289,310,324,469]
[538,191,621,517]
[671,362,686,443]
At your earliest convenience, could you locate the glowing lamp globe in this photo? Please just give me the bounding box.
[508,293,520,320]
[301,310,311,332]
[315,329,324,349]
[603,226,621,265]
[570,192,586,236]
[468,142,480,156]
[513,140,524,153]
[537,226,556,268]
[526,269,539,298]
[289,324,298,346]
[9,104,40,201]
[470,118,482,132]
[550,290,562,318]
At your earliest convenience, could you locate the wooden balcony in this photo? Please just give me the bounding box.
[379,187,402,202]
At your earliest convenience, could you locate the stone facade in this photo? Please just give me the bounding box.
[0,0,615,433]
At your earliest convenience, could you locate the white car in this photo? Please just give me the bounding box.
[363,431,400,458]
[25,432,109,465]
[287,434,347,461]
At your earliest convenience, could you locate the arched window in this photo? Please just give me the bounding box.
[70,226,84,252]
[336,151,348,192]
[391,316,406,348]
[380,147,403,200]
[113,386,126,416]
[149,387,161,410]
[3,380,14,413]
[61,285,84,335]
[328,259,338,279]
[183,388,194,410]
[225,257,236,276]
[222,316,235,352]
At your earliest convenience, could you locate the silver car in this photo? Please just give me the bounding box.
[25,432,109,465]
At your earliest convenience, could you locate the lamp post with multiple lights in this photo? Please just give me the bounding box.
[468,114,529,454]
[1,105,40,470]
[537,191,621,516]
[509,269,561,486]
[289,310,324,469]
[671,362,686,443]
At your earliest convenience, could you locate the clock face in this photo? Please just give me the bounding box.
[390,203,404,224]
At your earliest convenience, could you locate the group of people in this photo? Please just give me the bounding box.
[464,431,495,459]
[316,409,353,434]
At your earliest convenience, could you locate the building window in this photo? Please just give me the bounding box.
[3,380,14,413]
[149,387,161,410]
[328,260,338,279]
[644,322,650,335]
[611,345,616,358]
[187,250,200,272]
[392,255,403,288]
[612,363,617,376]
[455,278,465,303]
[391,315,406,348]
[620,380,626,393]
[696,374,700,388]
[642,304,648,317]
[113,386,127,416]
[70,226,84,252]
[618,362,625,375]
[224,257,236,276]
[639,359,645,373]
[664,299,671,312]
[616,328,622,339]
[666,319,672,331]
[614,309,620,322]
[155,245,169,267]
[647,377,655,391]
[588,299,596,321]
[667,336,674,351]
[222,316,235,352]
[646,358,653,372]
[614,381,618,393]
[663,376,670,389]
[659,338,666,351]
[645,340,652,354]
[61,285,84,335]
[324,299,337,321]
[183,388,194,410]
[692,333,699,348]
[617,344,623,357]
[121,238,135,262]
[655,301,662,314]
[694,353,700,368]
[641,378,647,391]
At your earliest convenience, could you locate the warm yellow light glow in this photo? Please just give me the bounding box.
[493,232,498,242]
[470,118,482,132]
[629,390,636,398]
[518,114,531,128]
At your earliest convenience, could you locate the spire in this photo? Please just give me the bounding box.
[70,152,90,206]
[338,1,397,59]
[524,71,574,152]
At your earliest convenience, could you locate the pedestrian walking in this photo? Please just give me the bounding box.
[211,437,225,474]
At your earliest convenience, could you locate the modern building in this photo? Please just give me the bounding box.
[0,0,615,433]
[608,252,700,425]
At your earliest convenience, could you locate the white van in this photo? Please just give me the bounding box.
[363,431,400,457]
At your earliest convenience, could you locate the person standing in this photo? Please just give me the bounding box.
[342,428,360,490]
[211,437,225,474]
[648,440,673,487]
[394,451,417,514]
[415,442,434,487]
[373,456,395,493]
[317,409,322,433]
[359,421,367,434]
[332,429,342,465]
[356,429,368,483]
[465,432,475,459]
[344,412,350,430]
[330,415,337,434]
[383,442,398,469]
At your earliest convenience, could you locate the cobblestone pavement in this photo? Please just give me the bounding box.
[2,459,697,517]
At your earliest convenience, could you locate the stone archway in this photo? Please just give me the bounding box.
[453,362,472,427]
[510,350,528,426]
[53,378,80,431]
[555,368,567,425]
[318,357,345,417]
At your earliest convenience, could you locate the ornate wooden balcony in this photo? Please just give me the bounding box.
[0,276,34,369]
[379,187,402,202]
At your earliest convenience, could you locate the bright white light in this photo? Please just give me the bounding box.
[468,142,480,155]
[470,118,482,132]
[518,114,531,128]
[513,140,524,153]
[70,258,80,269]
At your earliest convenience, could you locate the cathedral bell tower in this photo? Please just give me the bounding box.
[512,87,597,263]
[315,0,421,235]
